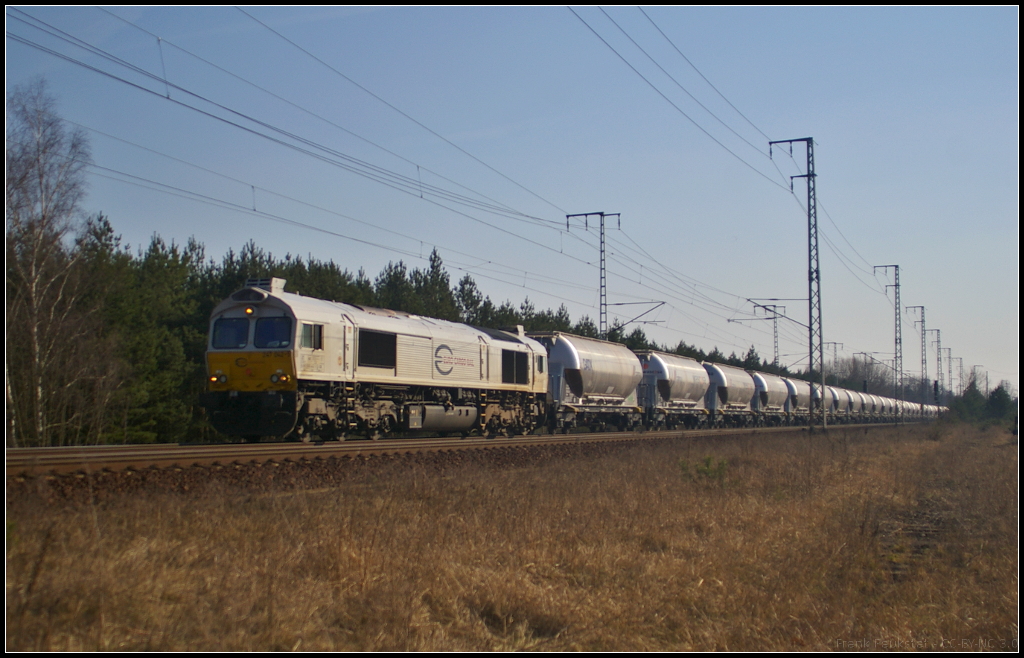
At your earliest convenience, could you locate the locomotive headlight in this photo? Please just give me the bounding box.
[244,306,255,315]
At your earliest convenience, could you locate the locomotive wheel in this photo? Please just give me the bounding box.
[369,415,395,441]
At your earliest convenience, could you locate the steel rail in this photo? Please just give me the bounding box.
[6,424,883,477]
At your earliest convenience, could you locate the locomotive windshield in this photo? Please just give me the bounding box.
[254,317,292,348]
[212,318,249,349]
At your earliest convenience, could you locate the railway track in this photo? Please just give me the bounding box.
[6,424,846,477]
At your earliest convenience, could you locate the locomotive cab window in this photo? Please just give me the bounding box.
[502,349,529,384]
[301,323,324,350]
[358,330,396,368]
[212,318,249,349]
[254,317,292,348]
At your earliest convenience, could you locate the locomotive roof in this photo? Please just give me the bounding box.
[216,285,535,348]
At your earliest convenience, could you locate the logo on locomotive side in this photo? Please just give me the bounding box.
[434,344,474,376]
[434,344,454,376]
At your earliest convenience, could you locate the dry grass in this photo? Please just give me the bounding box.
[6,423,1018,651]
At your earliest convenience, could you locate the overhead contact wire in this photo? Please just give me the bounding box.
[568,6,790,193]
[235,6,570,217]
[96,7,552,227]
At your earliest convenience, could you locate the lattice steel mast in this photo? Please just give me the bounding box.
[875,265,902,418]
[944,348,953,402]
[927,329,942,402]
[567,212,619,339]
[907,305,927,409]
[770,138,825,429]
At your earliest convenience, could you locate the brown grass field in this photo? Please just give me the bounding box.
[6,422,1018,651]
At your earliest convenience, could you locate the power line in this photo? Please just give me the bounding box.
[84,163,599,312]
[774,140,878,275]
[70,121,605,296]
[8,26,599,269]
[235,7,570,217]
[95,7,555,229]
[567,6,790,193]
[598,7,773,161]
[8,11,558,229]
[637,7,772,142]
[10,9,922,369]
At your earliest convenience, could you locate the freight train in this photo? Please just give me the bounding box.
[199,278,944,441]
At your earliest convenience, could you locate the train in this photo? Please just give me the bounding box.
[199,278,945,441]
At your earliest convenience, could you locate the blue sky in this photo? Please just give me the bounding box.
[6,6,1018,394]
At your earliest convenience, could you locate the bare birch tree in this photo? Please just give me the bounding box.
[6,79,91,446]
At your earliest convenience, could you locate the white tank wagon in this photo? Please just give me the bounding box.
[202,278,547,440]
[876,394,892,421]
[850,391,866,417]
[877,396,894,421]
[862,393,878,419]
[844,389,861,422]
[846,391,866,422]
[886,397,900,421]
[825,388,837,420]
[636,351,710,429]
[813,386,836,416]
[702,362,756,427]
[529,332,643,432]
[829,387,852,423]
[782,377,812,424]
[749,371,791,426]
